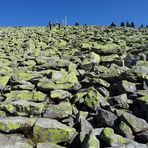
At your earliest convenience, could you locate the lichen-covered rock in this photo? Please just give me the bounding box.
[74,92,87,104]
[117,121,133,139]
[50,90,72,100]
[100,127,127,147]
[82,131,100,148]
[111,94,129,109]
[79,118,93,142]
[0,116,36,133]
[37,69,81,90]
[0,110,7,117]
[78,111,88,120]
[117,139,148,148]
[81,42,92,50]
[36,57,72,70]
[120,80,137,93]
[121,112,148,133]
[5,90,46,102]
[43,102,72,119]
[92,43,121,55]
[11,70,42,82]
[0,75,11,90]
[33,118,77,144]
[82,74,110,88]
[100,54,120,62]
[133,61,148,79]
[81,52,100,70]
[97,64,128,80]
[1,100,45,116]
[84,87,102,110]
[12,82,35,90]
[0,66,13,76]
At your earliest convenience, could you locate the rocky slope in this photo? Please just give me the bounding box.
[0,26,148,148]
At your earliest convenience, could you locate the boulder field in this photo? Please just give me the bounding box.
[0,26,147,147]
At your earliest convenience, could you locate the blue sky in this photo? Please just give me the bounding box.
[0,0,148,26]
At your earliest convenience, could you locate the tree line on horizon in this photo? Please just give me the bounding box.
[47,21,148,29]
[110,21,148,28]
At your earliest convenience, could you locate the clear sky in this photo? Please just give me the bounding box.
[0,0,148,27]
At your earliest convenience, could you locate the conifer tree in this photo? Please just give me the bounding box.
[120,22,125,27]
[110,22,116,27]
[75,22,79,26]
[131,22,135,28]
[126,21,131,27]
[140,24,144,28]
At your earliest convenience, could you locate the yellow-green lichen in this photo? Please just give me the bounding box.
[12,70,41,81]
[138,95,148,104]
[118,121,133,137]
[34,126,76,144]
[84,87,100,109]
[0,121,20,132]
[0,75,10,87]
[100,54,119,62]
[101,127,126,146]
[5,90,46,102]
[93,43,120,54]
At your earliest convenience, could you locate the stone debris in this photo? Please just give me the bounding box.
[0,26,147,147]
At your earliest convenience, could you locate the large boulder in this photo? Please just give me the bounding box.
[100,127,127,147]
[84,87,106,110]
[50,90,72,100]
[117,139,148,148]
[96,108,117,127]
[82,131,100,148]
[121,112,148,133]
[11,70,42,83]
[100,54,120,62]
[79,118,93,143]
[133,61,148,80]
[111,94,129,109]
[33,118,77,144]
[1,100,45,116]
[117,121,133,139]
[37,69,81,91]
[92,43,121,55]
[43,102,72,119]
[0,116,36,133]
[36,57,73,70]
[5,90,46,102]
[81,52,100,70]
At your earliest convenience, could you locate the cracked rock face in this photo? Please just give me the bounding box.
[0,26,148,147]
